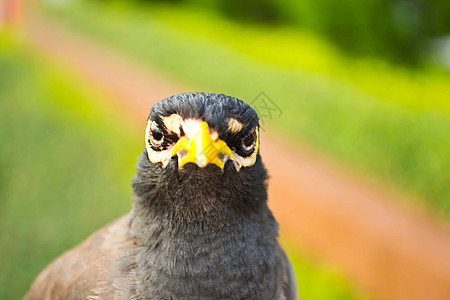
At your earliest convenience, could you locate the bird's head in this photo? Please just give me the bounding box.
[133,92,268,202]
[131,93,272,236]
[145,92,261,174]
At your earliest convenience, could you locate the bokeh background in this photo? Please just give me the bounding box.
[1,0,449,299]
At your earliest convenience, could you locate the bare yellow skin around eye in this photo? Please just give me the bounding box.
[231,127,259,171]
[145,114,183,167]
[145,121,173,167]
[226,118,260,169]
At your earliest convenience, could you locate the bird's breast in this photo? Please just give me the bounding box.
[132,226,283,299]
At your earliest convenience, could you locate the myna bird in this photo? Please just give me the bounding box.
[25,93,298,300]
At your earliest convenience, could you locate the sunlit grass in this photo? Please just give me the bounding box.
[0,36,364,299]
[43,0,450,216]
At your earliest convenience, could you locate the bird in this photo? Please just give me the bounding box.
[25,92,298,300]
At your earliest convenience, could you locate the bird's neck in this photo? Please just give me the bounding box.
[127,189,281,299]
[127,189,278,246]
[125,156,282,298]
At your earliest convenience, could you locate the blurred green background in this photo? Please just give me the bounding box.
[1,0,449,298]
[44,0,450,214]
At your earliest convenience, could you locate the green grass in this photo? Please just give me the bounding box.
[0,35,139,299]
[281,241,368,300]
[0,35,365,299]
[44,0,450,216]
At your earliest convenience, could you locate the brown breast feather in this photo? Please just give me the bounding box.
[24,215,138,300]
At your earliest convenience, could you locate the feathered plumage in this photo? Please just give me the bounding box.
[25,93,298,300]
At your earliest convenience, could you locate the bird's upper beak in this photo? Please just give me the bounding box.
[171,121,233,169]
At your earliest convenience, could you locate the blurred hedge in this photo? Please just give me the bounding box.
[128,0,450,64]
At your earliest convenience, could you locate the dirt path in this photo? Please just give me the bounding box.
[25,14,450,300]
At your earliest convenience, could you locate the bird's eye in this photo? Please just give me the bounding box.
[241,128,257,154]
[149,121,164,148]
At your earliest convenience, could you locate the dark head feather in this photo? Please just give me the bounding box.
[149,92,259,138]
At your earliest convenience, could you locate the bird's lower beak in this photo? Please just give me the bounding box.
[171,121,233,169]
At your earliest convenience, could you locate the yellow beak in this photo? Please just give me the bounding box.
[171,121,233,169]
